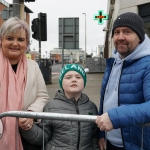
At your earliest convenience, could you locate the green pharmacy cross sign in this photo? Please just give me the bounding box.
[94,10,108,25]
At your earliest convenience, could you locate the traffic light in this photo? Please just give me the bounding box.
[39,13,47,41]
[31,18,39,40]
[31,13,47,41]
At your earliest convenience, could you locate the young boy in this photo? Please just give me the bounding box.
[20,64,99,150]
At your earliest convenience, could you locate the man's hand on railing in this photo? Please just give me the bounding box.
[19,118,33,130]
[95,113,113,132]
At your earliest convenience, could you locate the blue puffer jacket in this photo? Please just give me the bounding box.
[99,56,150,150]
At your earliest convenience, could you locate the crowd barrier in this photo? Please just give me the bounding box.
[0,111,97,150]
[0,111,97,122]
[0,111,149,150]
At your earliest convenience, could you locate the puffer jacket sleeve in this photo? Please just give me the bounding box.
[92,124,101,150]
[20,104,52,146]
[20,122,51,146]
[108,61,150,129]
[108,101,150,129]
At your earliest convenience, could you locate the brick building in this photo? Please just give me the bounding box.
[0,0,32,26]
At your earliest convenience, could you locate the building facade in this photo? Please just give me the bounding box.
[50,48,85,63]
[104,0,150,58]
[0,0,32,26]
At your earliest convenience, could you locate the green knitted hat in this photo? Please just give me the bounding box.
[59,64,87,89]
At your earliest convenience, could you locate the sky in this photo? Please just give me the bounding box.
[5,0,108,56]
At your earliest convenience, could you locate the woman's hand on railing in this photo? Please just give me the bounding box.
[19,118,33,130]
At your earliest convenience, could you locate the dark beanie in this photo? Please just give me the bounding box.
[112,12,145,42]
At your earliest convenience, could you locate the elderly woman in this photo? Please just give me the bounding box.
[0,17,49,150]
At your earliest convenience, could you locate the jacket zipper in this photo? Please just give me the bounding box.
[74,100,80,150]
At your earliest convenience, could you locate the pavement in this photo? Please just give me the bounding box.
[46,72,104,108]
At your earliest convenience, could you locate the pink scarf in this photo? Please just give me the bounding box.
[0,50,27,150]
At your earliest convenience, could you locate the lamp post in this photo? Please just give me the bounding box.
[82,13,86,61]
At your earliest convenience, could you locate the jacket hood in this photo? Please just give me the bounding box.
[113,34,150,61]
[54,90,89,104]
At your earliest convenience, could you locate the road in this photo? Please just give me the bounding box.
[51,64,62,77]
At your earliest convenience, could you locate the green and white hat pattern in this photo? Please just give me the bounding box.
[59,64,87,89]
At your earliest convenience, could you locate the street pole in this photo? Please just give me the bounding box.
[82,13,86,61]
[38,13,42,63]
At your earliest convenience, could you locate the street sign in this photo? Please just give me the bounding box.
[93,10,108,25]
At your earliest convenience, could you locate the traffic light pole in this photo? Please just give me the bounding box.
[38,13,41,62]
[32,13,47,64]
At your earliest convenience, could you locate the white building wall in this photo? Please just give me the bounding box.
[119,6,138,15]
[107,0,150,58]
[120,0,150,9]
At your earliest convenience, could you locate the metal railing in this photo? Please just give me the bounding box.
[0,111,97,122]
[0,111,149,150]
[0,111,97,150]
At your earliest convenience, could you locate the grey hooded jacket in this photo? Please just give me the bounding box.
[20,90,99,150]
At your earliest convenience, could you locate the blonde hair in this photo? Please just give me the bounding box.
[0,17,30,51]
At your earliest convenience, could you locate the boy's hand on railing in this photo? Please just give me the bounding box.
[95,113,113,132]
[18,118,33,130]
